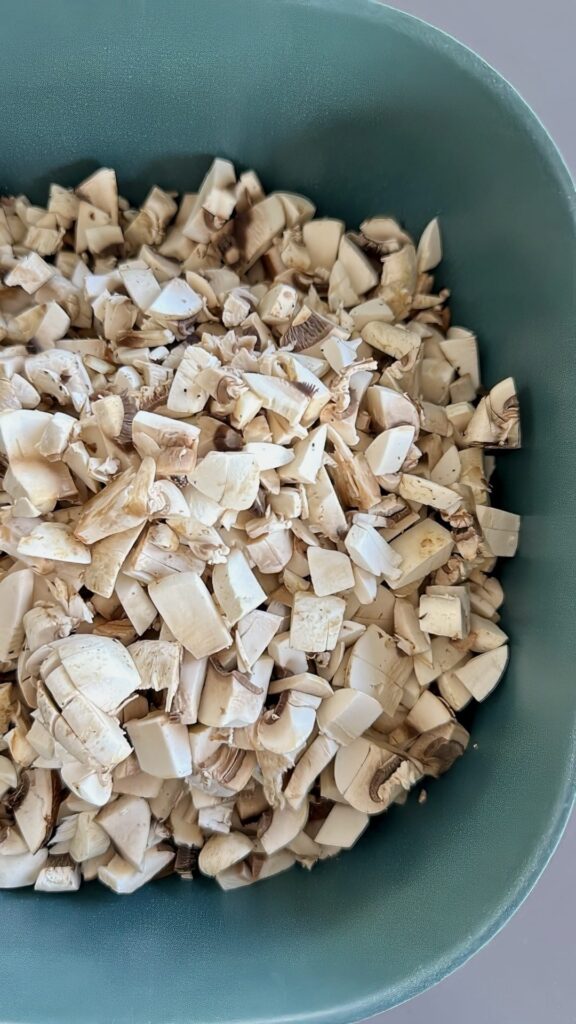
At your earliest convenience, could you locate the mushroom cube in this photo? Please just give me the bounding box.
[126,712,193,779]
[365,425,415,476]
[212,549,266,626]
[290,593,345,653]
[346,624,412,717]
[419,586,470,640]
[148,572,231,659]
[455,646,509,701]
[308,547,354,597]
[344,523,402,581]
[476,505,520,557]
[317,689,382,745]
[388,519,454,591]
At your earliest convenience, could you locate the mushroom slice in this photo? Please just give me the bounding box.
[268,673,334,699]
[346,625,412,717]
[59,695,131,770]
[283,735,339,809]
[344,523,403,582]
[314,804,369,848]
[289,592,345,653]
[98,847,174,894]
[34,854,81,892]
[365,425,415,476]
[199,746,256,799]
[97,795,151,869]
[16,522,90,564]
[190,452,260,511]
[417,218,442,272]
[212,549,266,626]
[387,519,454,591]
[0,827,29,857]
[126,712,192,779]
[259,798,309,855]
[198,831,253,877]
[0,848,48,888]
[280,304,336,354]
[235,610,283,671]
[0,567,34,662]
[419,586,470,640]
[60,763,112,807]
[170,652,207,725]
[198,657,270,729]
[308,547,354,597]
[14,768,59,853]
[257,690,320,755]
[317,689,382,745]
[148,572,231,659]
[42,634,141,713]
[408,721,470,777]
[334,738,419,814]
[454,646,509,701]
[463,377,520,448]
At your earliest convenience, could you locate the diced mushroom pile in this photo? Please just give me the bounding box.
[0,161,520,894]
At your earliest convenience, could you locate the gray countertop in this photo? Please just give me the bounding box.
[370,2,575,1021]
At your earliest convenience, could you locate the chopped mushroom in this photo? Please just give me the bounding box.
[0,160,520,892]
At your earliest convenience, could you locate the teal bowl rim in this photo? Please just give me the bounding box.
[284,1,576,1020]
[0,4,575,1023]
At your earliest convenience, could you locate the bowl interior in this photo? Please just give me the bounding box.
[1,1,576,1022]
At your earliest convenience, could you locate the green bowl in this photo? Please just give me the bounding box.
[1,1,575,1021]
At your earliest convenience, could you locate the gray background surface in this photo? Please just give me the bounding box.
[369,2,576,1022]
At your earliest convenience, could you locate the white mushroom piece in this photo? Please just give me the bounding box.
[0,159,520,892]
